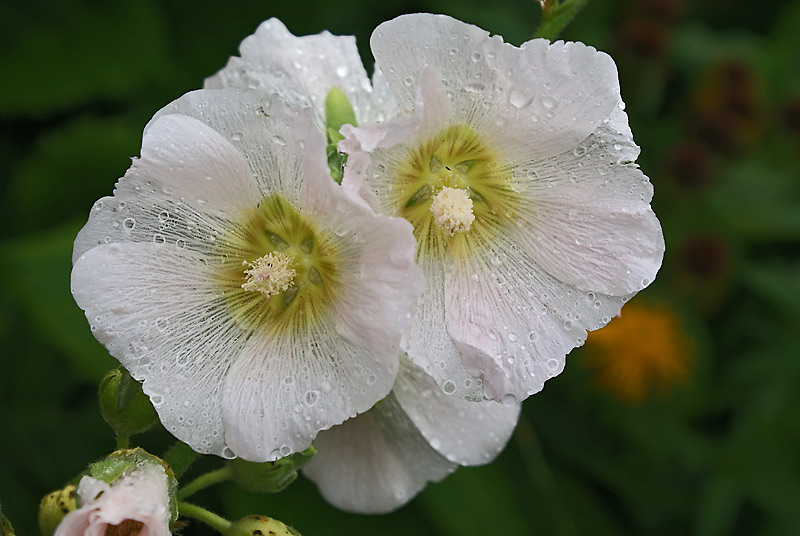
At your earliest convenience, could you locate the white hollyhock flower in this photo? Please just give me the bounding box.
[55,463,170,536]
[340,14,665,403]
[71,89,424,461]
[303,357,520,514]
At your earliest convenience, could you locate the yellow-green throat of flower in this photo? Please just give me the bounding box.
[221,194,341,334]
[395,124,518,257]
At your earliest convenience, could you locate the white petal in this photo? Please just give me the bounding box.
[204,18,388,126]
[303,393,456,514]
[72,242,239,457]
[444,233,627,402]
[149,89,324,207]
[370,14,622,160]
[73,111,259,263]
[394,358,520,465]
[403,254,486,401]
[513,108,665,295]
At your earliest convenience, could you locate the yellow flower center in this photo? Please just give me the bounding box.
[390,124,519,258]
[217,194,341,334]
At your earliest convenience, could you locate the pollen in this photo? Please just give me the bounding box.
[241,252,296,299]
[430,187,475,236]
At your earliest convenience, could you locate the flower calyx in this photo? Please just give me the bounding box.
[228,446,316,493]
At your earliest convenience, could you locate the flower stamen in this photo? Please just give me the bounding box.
[241,252,296,298]
[430,186,474,236]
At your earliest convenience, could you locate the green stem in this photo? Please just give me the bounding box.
[533,0,592,40]
[515,416,578,536]
[178,501,232,534]
[116,434,130,450]
[177,466,232,500]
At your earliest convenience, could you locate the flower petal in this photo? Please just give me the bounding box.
[394,358,520,465]
[204,18,390,125]
[303,393,456,514]
[444,232,628,402]
[370,14,621,160]
[512,107,665,295]
[71,243,237,457]
[73,111,260,263]
[403,254,487,401]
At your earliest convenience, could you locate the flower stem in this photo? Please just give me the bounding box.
[116,434,130,449]
[177,466,232,500]
[533,0,592,40]
[178,501,232,534]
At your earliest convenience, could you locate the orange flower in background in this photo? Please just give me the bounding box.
[584,301,690,404]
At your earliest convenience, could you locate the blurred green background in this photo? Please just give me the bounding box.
[2,0,800,534]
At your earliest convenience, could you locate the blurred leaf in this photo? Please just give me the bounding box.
[739,259,800,322]
[0,222,114,381]
[420,460,532,536]
[6,115,141,236]
[0,1,171,117]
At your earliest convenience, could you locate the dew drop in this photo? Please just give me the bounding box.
[153,234,165,245]
[231,132,244,141]
[122,218,135,230]
[501,393,517,407]
[175,239,186,249]
[507,333,518,342]
[471,51,482,62]
[336,65,349,77]
[509,89,531,108]
[403,76,414,87]
[542,96,556,109]
[430,437,442,449]
[442,380,456,395]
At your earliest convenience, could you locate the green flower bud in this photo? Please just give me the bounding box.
[224,515,300,536]
[99,368,158,437]
[37,485,76,536]
[228,446,315,494]
[324,87,357,184]
[325,87,357,143]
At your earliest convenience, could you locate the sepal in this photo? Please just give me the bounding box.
[228,446,315,493]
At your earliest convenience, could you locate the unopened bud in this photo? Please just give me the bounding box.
[228,447,315,493]
[37,485,76,536]
[224,515,300,536]
[99,368,158,437]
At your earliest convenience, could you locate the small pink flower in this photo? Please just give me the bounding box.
[55,463,170,536]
